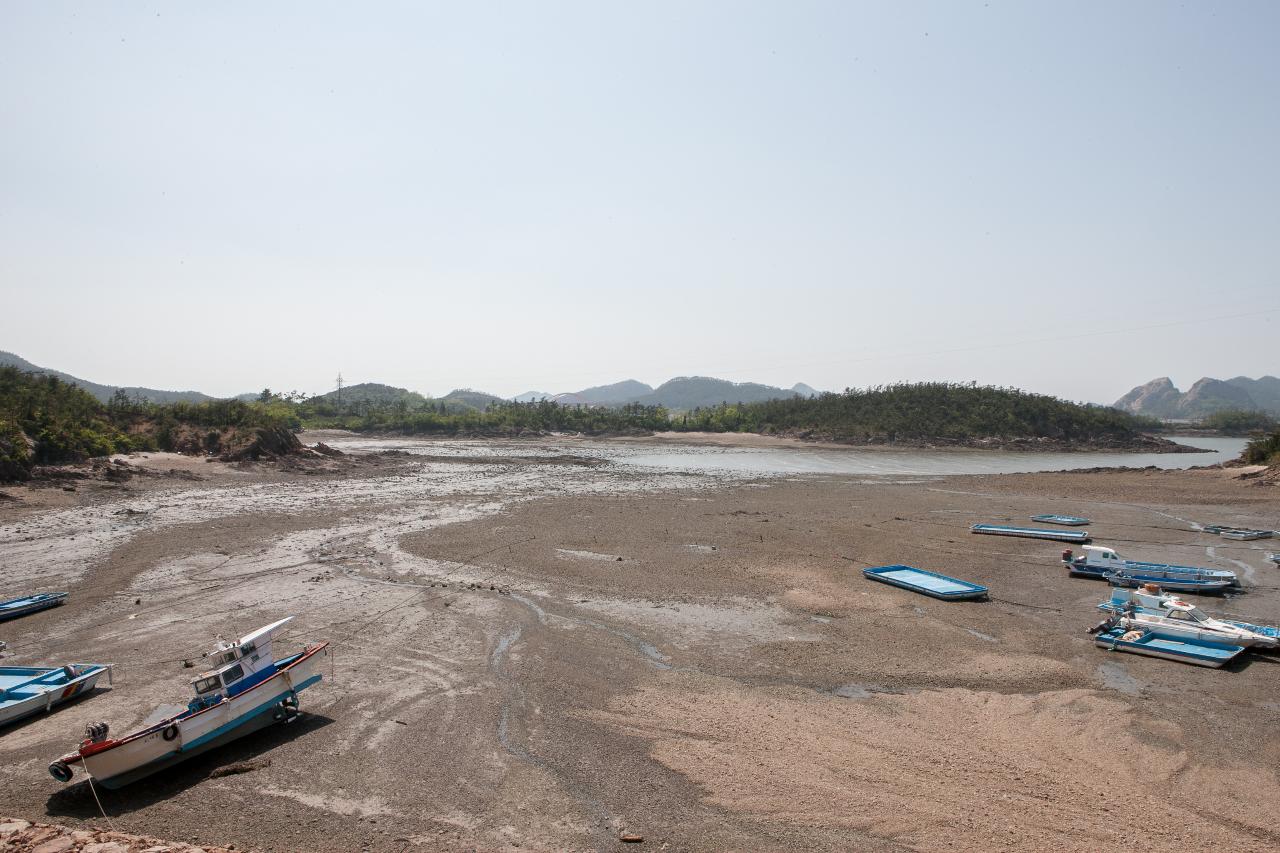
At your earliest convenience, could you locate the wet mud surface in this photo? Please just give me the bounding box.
[1,439,1278,852]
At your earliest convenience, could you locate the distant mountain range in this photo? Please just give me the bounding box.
[1,349,820,413]
[0,350,221,404]
[513,377,820,410]
[1114,375,1280,419]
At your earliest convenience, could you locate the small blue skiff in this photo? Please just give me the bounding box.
[1030,514,1091,526]
[1,664,113,727]
[0,592,68,622]
[971,524,1090,543]
[862,565,988,601]
[1093,626,1244,668]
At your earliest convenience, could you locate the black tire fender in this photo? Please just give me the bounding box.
[49,761,73,783]
[162,724,179,742]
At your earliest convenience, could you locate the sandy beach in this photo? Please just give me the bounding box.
[1,437,1278,852]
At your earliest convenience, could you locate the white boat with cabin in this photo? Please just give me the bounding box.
[1097,587,1278,650]
[49,617,327,788]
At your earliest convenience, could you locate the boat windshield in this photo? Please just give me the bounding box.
[1186,608,1210,623]
[193,675,221,694]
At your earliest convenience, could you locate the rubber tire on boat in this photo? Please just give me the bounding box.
[48,761,73,783]
[162,724,179,741]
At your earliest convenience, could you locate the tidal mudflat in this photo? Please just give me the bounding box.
[1,435,1277,852]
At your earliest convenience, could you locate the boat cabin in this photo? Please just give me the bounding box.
[1078,545,1123,567]
[189,617,292,706]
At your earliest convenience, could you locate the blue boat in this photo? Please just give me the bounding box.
[0,592,68,622]
[1,664,113,727]
[1064,546,1237,593]
[1220,529,1273,541]
[971,524,1090,543]
[1093,626,1244,668]
[862,565,988,601]
[1030,514,1091,526]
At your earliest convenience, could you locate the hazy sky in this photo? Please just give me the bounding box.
[3,2,1276,403]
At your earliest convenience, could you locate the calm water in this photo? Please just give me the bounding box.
[617,436,1247,476]
[326,435,1247,478]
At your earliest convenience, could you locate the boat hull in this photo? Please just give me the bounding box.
[64,645,327,788]
[972,524,1089,543]
[1030,515,1090,526]
[0,593,68,622]
[1094,628,1243,668]
[1,665,111,728]
[1117,616,1270,648]
[862,565,988,601]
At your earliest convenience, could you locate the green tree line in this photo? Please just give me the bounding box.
[669,383,1161,443]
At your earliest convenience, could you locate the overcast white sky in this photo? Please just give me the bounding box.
[2,2,1276,402]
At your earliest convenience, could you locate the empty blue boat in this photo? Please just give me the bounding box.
[1093,626,1244,668]
[971,524,1090,543]
[1,664,113,727]
[0,592,68,622]
[862,565,988,601]
[1030,514,1091,526]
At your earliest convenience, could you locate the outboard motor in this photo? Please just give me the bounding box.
[84,721,109,743]
[1061,549,1073,565]
[1087,614,1119,636]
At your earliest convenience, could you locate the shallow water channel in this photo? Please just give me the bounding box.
[329,435,1247,477]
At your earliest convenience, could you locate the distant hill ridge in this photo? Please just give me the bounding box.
[1,349,819,412]
[1114,375,1280,418]
[514,376,819,410]
[0,350,218,404]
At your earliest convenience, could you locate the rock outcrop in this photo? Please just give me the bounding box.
[1114,375,1280,419]
[1114,377,1182,418]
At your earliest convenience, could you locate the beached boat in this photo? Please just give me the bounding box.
[0,592,68,622]
[971,524,1089,543]
[1097,587,1278,649]
[49,617,328,789]
[862,565,988,601]
[1202,525,1229,535]
[1091,625,1245,668]
[1268,553,1280,566]
[1,664,113,728]
[1220,529,1273,541]
[1063,545,1237,593]
[1030,514,1091,526]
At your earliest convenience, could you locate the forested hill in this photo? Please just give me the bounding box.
[0,350,217,404]
[672,383,1176,449]
[0,366,299,481]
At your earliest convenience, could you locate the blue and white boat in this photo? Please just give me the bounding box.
[1063,545,1237,593]
[1096,587,1278,649]
[862,565,988,601]
[0,592,68,622]
[1220,529,1273,541]
[49,616,328,788]
[1030,514,1091,526]
[1092,624,1245,668]
[1,664,113,728]
[971,523,1089,543]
